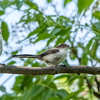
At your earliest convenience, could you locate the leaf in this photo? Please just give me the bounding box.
[7,61,16,65]
[1,21,9,42]
[21,75,33,89]
[85,38,94,52]
[0,10,5,15]
[0,86,6,92]
[22,27,46,42]
[89,40,98,59]
[46,37,55,46]
[34,33,50,43]
[92,22,100,34]
[92,11,100,20]
[42,75,57,90]
[11,50,18,55]
[54,74,70,80]
[0,95,16,100]
[29,85,44,98]
[81,52,88,65]
[63,0,72,7]
[12,75,25,93]
[78,0,93,13]
[57,89,68,99]
[41,88,53,100]
[63,89,84,100]
[25,1,38,10]
[15,0,24,10]
[48,97,60,100]
[51,28,61,36]
[47,0,52,3]
[0,0,13,10]
[67,75,80,85]
[81,38,94,64]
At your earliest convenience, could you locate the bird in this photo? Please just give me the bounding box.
[0,29,3,56]
[12,43,70,66]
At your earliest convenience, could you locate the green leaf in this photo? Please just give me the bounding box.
[0,86,6,92]
[15,0,23,10]
[51,28,61,36]
[41,88,53,100]
[81,52,88,65]
[67,75,80,85]
[92,11,100,20]
[63,0,72,7]
[92,22,100,34]
[22,27,46,41]
[12,75,25,93]
[63,89,84,100]
[1,21,9,42]
[0,10,5,15]
[11,50,18,55]
[29,85,44,98]
[48,97,60,100]
[7,61,16,65]
[0,1,13,10]
[46,37,55,46]
[25,1,38,10]
[57,89,68,99]
[54,74,70,80]
[21,75,33,89]
[34,33,50,43]
[81,38,94,64]
[86,38,94,52]
[78,0,93,13]
[0,95,16,100]
[47,0,52,3]
[89,40,98,59]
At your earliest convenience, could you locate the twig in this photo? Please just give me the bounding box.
[84,77,100,99]
[95,77,100,92]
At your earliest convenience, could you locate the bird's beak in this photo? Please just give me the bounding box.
[0,29,3,33]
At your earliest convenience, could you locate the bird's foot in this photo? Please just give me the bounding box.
[60,64,66,67]
[77,73,80,75]
[53,65,58,68]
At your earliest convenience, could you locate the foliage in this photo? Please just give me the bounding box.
[0,0,100,99]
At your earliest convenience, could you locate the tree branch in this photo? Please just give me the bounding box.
[0,64,100,75]
[84,77,100,99]
[95,77,100,92]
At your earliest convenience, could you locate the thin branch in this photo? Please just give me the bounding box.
[84,77,100,99]
[0,64,100,75]
[95,77,100,92]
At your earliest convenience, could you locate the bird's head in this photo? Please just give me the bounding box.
[56,43,70,49]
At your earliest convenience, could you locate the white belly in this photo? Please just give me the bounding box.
[43,48,67,65]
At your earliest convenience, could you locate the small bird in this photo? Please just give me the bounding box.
[12,43,70,66]
[0,29,3,56]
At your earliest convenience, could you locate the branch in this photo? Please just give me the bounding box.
[84,77,100,99]
[0,64,100,75]
[95,77,100,92]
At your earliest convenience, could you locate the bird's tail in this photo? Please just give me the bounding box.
[12,54,40,58]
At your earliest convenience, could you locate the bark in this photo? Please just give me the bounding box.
[0,64,100,75]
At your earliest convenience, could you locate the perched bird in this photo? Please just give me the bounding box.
[12,43,69,66]
[0,29,3,56]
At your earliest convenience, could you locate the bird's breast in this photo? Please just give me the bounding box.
[42,49,67,65]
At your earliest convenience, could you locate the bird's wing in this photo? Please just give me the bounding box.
[39,48,59,57]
